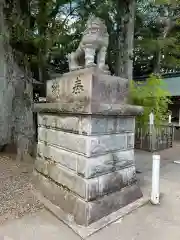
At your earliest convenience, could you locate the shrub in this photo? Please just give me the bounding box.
[129,74,172,128]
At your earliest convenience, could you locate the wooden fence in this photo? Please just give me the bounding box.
[135,124,173,152]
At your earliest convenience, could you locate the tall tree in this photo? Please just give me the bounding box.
[115,0,136,80]
[0,0,72,160]
[70,0,136,80]
[134,0,180,76]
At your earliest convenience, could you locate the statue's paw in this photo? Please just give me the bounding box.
[85,63,96,68]
[98,65,111,74]
[70,66,83,71]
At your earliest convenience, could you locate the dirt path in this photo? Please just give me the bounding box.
[0,154,44,224]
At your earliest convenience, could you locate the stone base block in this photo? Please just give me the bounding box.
[37,113,135,135]
[33,188,147,239]
[35,68,143,116]
[46,67,129,110]
[35,158,136,200]
[38,127,134,157]
[37,141,135,178]
[32,170,143,226]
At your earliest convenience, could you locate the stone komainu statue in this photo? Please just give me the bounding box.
[68,15,109,71]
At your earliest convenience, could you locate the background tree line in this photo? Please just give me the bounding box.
[5,0,180,82]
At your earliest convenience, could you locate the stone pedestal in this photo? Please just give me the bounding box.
[33,67,143,233]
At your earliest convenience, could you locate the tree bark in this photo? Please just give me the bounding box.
[0,1,34,161]
[115,0,135,81]
[153,6,174,74]
[0,1,14,148]
[153,49,161,74]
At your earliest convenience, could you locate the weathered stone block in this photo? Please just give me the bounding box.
[127,133,135,149]
[90,116,135,134]
[38,114,81,134]
[46,68,93,106]
[37,141,134,178]
[46,67,128,108]
[35,157,136,201]
[42,68,143,116]
[38,127,134,157]
[33,170,142,226]
[38,114,135,135]
[35,102,143,116]
[37,142,134,178]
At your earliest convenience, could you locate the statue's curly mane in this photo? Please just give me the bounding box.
[86,16,105,27]
[84,16,107,36]
[68,15,109,71]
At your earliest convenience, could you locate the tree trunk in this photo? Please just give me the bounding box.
[12,60,35,161]
[115,0,135,81]
[153,49,161,74]
[0,1,34,161]
[154,6,173,74]
[0,1,14,148]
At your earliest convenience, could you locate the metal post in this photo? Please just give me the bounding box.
[151,154,160,205]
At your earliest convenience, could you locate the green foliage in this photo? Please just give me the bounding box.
[4,0,73,80]
[129,74,172,127]
[134,0,180,75]
[5,0,180,79]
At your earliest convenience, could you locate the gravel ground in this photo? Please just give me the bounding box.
[0,154,44,224]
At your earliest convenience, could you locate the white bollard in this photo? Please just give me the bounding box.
[168,114,171,124]
[151,154,160,205]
